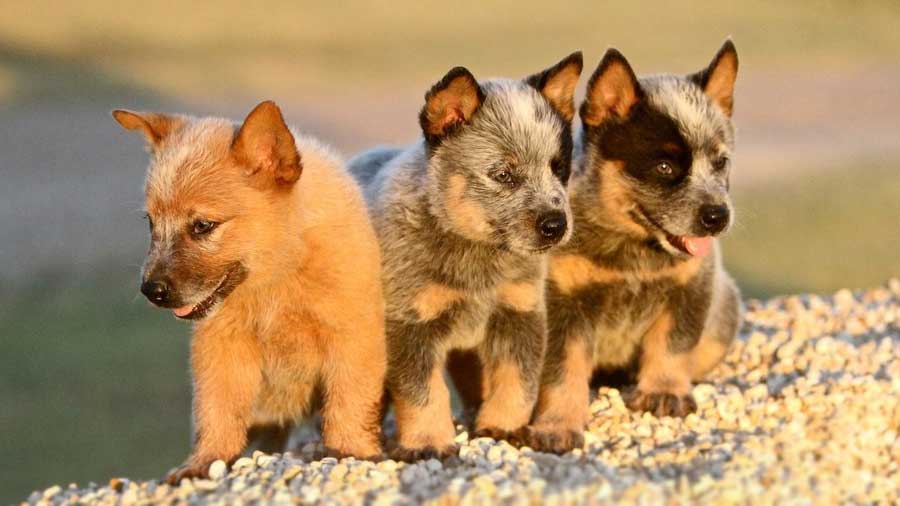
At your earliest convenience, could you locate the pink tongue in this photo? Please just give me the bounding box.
[173,305,195,317]
[683,236,713,257]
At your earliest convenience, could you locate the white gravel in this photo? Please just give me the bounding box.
[22,280,900,505]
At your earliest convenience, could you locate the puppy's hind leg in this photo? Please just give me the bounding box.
[446,349,483,423]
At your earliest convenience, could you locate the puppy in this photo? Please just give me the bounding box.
[112,101,386,482]
[528,41,743,453]
[348,53,583,460]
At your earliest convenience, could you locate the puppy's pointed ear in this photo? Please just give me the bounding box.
[111,109,183,150]
[689,39,739,117]
[419,67,484,144]
[232,101,302,186]
[581,49,641,127]
[525,51,583,121]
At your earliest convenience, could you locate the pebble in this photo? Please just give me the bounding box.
[19,281,900,505]
[207,460,227,480]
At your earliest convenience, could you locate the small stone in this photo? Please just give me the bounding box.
[232,457,255,471]
[208,460,227,480]
[42,486,61,499]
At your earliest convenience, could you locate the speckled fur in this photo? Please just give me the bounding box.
[349,55,582,458]
[529,42,743,453]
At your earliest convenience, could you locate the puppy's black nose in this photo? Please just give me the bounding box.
[141,280,170,304]
[699,204,729,234]
[537,211,567,242]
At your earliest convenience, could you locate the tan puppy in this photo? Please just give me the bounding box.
[113,101,386,483]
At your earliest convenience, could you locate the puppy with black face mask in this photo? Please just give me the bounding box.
[527,41,743,453]
[349,53,582,460]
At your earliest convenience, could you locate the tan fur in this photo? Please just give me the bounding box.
[393,364,456,451]
[496,280,540,313]
[702,48,738,117]
[583,59,640,126]
[538,64,581,121]
[549,253,702,294]
[531,338,591,436]
[690,269,737,379]
[112,109,186,149]
[116,103,386,483]
[597,161,648,237]
[475,361,533,432]
[413,283,465,321]
[636,312,691,396]
[422,73,481,136]
[444,174,492,241]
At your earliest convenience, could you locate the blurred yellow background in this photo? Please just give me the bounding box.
[1,1,898,502]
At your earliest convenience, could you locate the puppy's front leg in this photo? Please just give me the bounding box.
[475,281,546,440]
[321,322,386,460]
[527,333,591,453]
[625,309,698,417]
[388,318,457,461]
[166,320,262,484]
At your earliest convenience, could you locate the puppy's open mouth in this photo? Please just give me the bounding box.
[633,208,713,258]
[172,263,247,320]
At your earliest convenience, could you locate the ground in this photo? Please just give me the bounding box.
[20,281,900,505]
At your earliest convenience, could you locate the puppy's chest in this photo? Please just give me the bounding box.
[548,256,681,368]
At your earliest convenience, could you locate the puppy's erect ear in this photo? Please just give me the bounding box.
[232,101,302,186]
[525,51,583,121]
[419,67,484,144]
[689,39,739,117]
[111,109,183,150]
[581,49,641,127]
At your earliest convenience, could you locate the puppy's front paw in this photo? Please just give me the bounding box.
[325,445,384,462]
[390,444,459,462]
[624,389,697,417]
[519,424,584,454]
[164,460,214,485]
[472,426,528,446]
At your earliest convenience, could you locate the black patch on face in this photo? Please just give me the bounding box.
[551,122,573,185]
[583,101,693,190]
[386,303,465,406]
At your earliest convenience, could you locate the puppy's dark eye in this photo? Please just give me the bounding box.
[191,219,218,237]
[712,155,730,171]
[492,169,514,185]
[655,161,675,177]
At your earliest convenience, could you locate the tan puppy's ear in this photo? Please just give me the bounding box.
[111,109,183,150]
[232,101,302,187]
[580,49,642,127]
[419,67,484,144]
[688,39,739,117]
[525,51,584,121]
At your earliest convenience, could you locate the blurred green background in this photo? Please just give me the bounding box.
[1,0,898,502]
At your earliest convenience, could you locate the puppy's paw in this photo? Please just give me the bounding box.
[325,445,384,462]
[472,426,521,443]
[164,460,213,485]
[519,425,585,454]
[390,444,458,462]
[624,389,697,417]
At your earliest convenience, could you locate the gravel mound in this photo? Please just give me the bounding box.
[23,281,900,505]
